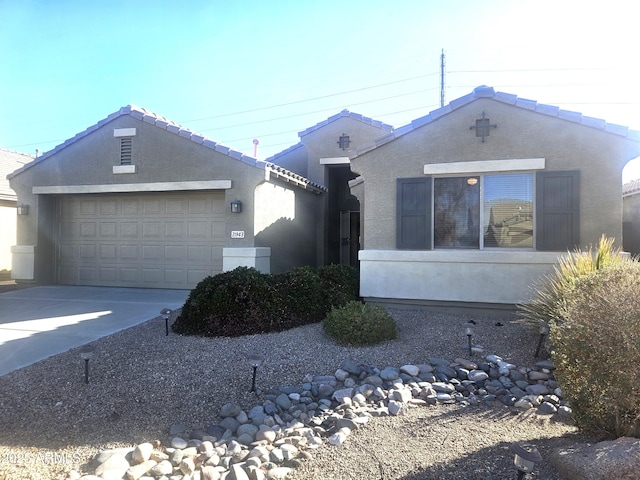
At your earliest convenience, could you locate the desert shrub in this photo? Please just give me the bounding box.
[551,261,640,439]
[317,264,360,308]
[172,265,360,337]
[323,301,397,346]
[518,235,629,328]
[272,266,326,326]
[172,267,279,337]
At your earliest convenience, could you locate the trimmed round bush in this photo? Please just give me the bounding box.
[323,301,397,346]
[172,267,279,337]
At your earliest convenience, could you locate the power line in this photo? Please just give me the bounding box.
[181,72,440,124]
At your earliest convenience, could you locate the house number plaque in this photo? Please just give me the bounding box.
[231,231,245,239]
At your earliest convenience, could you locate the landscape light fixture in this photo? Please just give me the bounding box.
[466,327,474,356]
[230,200,242,214]
[161,308,172,336]
[79,346,95,384]
[534,322,550,358]
[511,442,542,480]
[248,353,265,393]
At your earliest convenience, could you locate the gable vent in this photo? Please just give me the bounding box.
[120,137,132,165]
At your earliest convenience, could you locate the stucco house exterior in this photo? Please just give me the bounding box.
[623,179,640,255]
[265,109,393,268]
[348,86,640,311]
[0,149,32,274]
[7,105,327,289]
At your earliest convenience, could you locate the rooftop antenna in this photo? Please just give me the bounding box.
[440,49,446,108]
[252,138,259,158]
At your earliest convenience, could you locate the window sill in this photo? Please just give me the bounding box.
[113,165,137,174]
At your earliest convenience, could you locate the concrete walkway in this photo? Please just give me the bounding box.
[0,285,189,377]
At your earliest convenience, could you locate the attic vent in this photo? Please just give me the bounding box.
[120,137,132,165]
[337,134,351,150]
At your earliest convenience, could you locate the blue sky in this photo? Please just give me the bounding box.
[2,0,639,180]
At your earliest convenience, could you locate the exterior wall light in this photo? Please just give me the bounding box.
[17,204,29,215]
[511,442,542,479]
[230,200,242,213]
[248,353,265,393]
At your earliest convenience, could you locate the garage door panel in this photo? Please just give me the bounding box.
[99,267,117,281]
[100,245,117,259]
[121,222,139,237]
[56,192,226,289]
[80,223,97,237]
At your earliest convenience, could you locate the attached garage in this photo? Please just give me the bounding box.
[55,191,226,289]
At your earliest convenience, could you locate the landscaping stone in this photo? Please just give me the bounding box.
[86,353,571,480]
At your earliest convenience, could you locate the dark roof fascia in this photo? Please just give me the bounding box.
[349,86,640,159]
[7,106,326,193]
[264,162,327,194]
[298,109,393,138]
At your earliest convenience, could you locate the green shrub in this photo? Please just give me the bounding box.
[172,267,279,337]
[518,235,629,328]
[323,301,397,346]
[172,264,360,337]
[273,266,326,326]
[317,264,360,308]
[551,261,640,439]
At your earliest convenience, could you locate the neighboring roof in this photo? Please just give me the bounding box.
[264,142,305,164]
[6,105,325,193]
[298,109,393,138]
[350,86,640,158]
[0,149,33,201]
[623,179,640,196]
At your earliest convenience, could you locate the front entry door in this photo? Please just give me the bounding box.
[339,210,360,267]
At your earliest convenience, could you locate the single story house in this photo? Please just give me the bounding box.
[8,87,640,311]
[348,86,640,311]
[7,105,331,289]
[0,149,32,274]
[623,179,640,255]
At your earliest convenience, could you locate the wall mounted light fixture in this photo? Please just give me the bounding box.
[230,200,242,213]
[16,204,29,215]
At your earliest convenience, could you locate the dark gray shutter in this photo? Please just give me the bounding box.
[397,177,432,249]
[536,171,579,250]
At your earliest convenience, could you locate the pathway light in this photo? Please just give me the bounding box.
[511,442,542,479]
[248,353,265,393]
[79,346,95,384]
[161,308,172,336]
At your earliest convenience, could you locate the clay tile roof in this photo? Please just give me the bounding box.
[0,149,33,201]
[623,179,640,196]
[350,86,640,159]
[297,109,393,138]
[7,106,324,191]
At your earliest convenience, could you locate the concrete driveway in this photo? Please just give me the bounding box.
[0,285,189,377]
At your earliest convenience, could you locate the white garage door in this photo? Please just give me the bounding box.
[56,191,226,289]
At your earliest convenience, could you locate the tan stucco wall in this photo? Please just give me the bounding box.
[351,98,640,307]
[9,115,273,283]
[351,99,640,251]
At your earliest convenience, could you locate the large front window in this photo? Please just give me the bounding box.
[434,173,533,249]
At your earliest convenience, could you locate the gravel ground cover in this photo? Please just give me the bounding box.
[0,299,587,480]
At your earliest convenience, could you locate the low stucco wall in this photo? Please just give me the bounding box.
[0,206,16,271]
[359,250,564,306]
